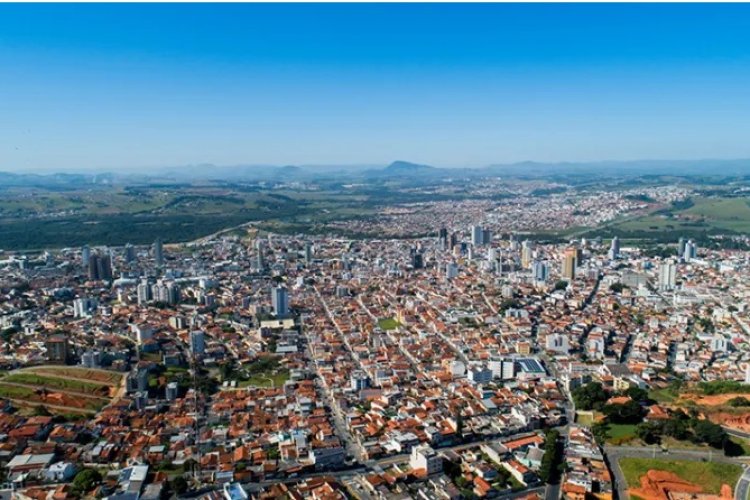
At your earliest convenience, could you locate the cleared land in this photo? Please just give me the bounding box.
[0,366,124,414]
[619,458,742,495]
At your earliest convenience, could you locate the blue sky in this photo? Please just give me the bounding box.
[2,3,750,171]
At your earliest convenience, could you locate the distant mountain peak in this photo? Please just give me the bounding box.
[384,160,436,172]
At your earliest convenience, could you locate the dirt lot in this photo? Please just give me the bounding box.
[629,470,732,500]
[681,393,750,406]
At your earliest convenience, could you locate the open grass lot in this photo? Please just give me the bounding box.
[26,366,124,386]
[2,373,111,396]
[238,370,290,388]
[576,411,595,426]
[606,423,638,445]
[649,387,679,404]
[618,458,742,494]
[377,318,401,330]
[0,384,36,400]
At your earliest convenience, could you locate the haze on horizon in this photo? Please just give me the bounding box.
[2,3,750,173]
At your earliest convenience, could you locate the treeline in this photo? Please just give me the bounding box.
[635,409,732,452]
[539,429,563,483]
[698,380,750,396]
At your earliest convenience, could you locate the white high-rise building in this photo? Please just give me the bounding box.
[73,297,98,318]
[658,261,677,291]
[521,240,534,268]
[684,240,697,262]
[137,279,152,305]
[608,236,620,260]
[532,260,549,282]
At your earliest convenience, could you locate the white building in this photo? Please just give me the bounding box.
[73,297,98,318]
[658,261,676,291]
[410,444,443,475]
[545,333,570,354]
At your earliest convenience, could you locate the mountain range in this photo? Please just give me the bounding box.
[4,158,750,186]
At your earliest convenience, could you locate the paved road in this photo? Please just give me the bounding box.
[735,466,750,500]
[545,481,560,500]
[727,427,750,440]
[606,445,743,464]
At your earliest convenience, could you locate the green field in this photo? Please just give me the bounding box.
[605,423,638,444]
[238,370,290,388]
[3,373,110,396]
[31,367,123,386]
[618,458,742,494]
[604,196,750,240]
[377,318,401,330]
[0,385,36,399]
[649,387,679,404]
[576,411,595,426]
[0,184,382,250]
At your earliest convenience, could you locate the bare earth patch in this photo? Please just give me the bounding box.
[681,393,750,406]
[629,470,732,500]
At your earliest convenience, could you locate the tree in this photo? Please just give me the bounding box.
[636,422,662,445]
[539,429,562,483]
[572,382,609,411]
[554,280,568,291]
[591,422,610,444]
[693,420,727,448]
[72,469,102,495]
[602,400,644,424]
[663,418,690,441]
[625,387,649,403]
[33,405,51,417]
[609,283,626,293]
[1,327,17,344]
[171,476,188,495]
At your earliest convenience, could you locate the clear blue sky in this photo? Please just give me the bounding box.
[2,3,750,172]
